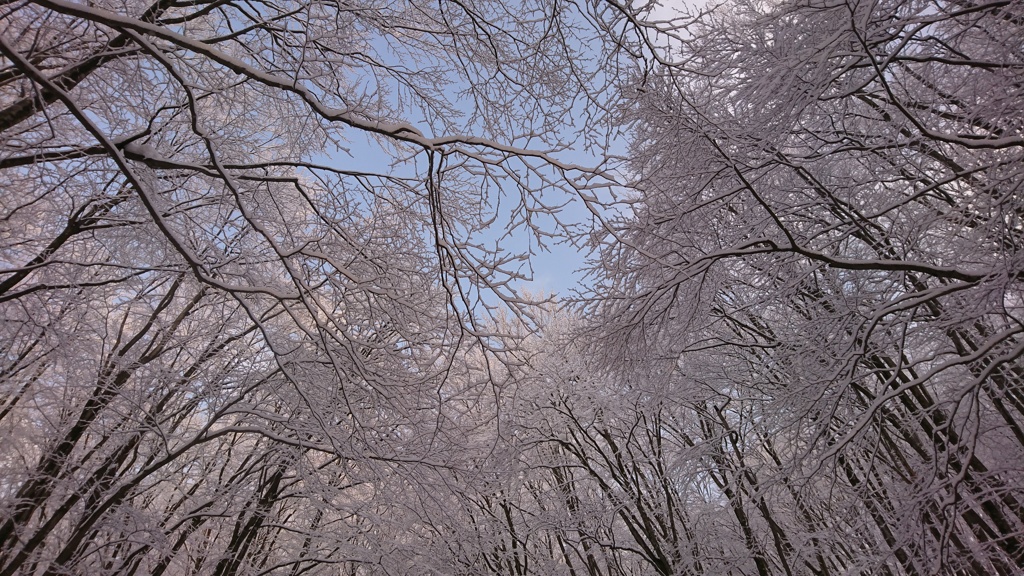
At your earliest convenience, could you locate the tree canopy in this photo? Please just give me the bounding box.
[1,0,1022,574]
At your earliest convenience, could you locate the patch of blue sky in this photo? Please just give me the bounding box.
[298,3,641,312]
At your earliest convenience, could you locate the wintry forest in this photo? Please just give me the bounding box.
[1,0,1022,573]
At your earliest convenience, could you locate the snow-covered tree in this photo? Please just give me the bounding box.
[0,0,618,572]
[587,0,1024,573]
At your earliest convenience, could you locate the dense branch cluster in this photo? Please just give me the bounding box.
[1,0,1022,574]
[583,0,1024,573]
